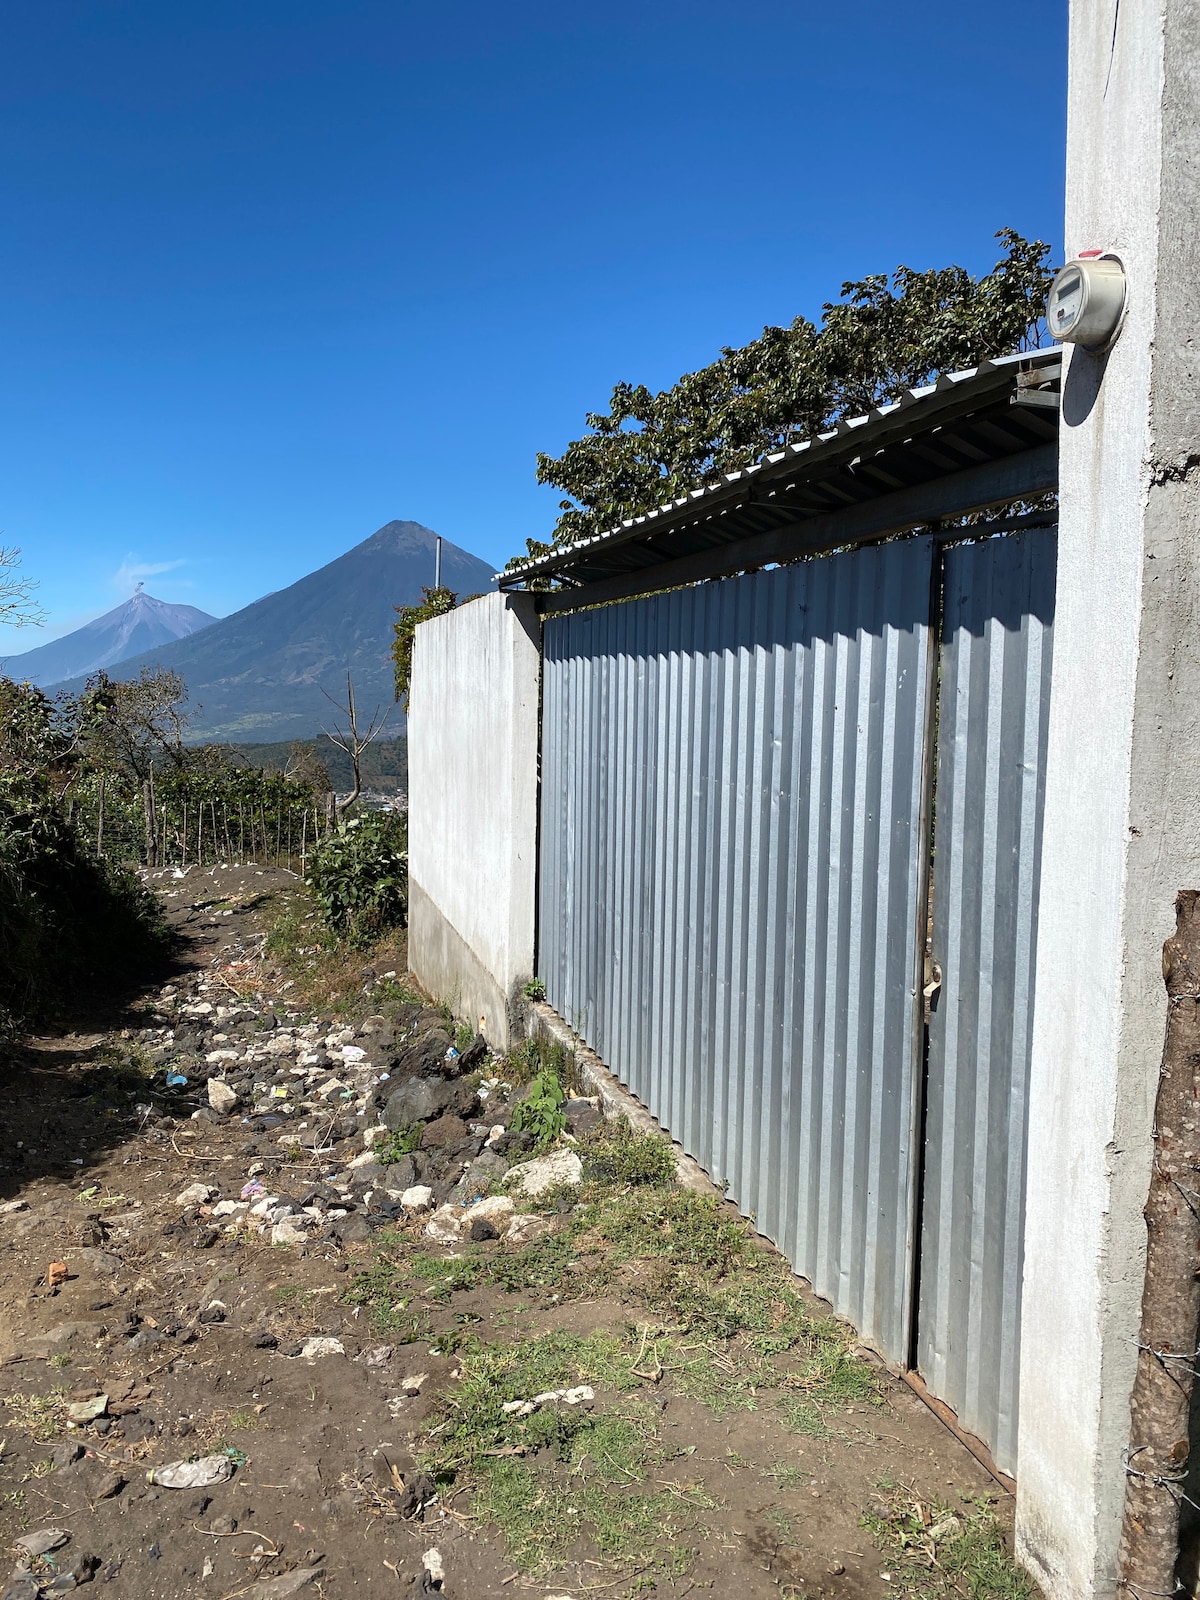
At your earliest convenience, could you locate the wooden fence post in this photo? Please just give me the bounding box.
[1119,890,1200,1598]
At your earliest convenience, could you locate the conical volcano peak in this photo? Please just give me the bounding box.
[40,519,496,742]
[3,589,219,687]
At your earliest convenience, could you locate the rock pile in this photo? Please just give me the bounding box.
[139,977,599,1256]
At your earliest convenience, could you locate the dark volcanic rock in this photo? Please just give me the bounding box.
[421,1114,468,1150]
[383,1077,455,1128]
[396,1027,454,1079]
[564,1097,603,1135]
[458,1033,488,1072]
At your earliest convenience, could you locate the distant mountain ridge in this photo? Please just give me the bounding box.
[3,588,218,687]
[47,521,495,743]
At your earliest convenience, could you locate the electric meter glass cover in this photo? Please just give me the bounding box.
[1047,256,1126,348]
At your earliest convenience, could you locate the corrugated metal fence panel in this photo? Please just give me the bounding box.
[540,537,934,1360]
[917,528,1058,1476]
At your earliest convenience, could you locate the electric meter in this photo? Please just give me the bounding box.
[1046,254,1127,349]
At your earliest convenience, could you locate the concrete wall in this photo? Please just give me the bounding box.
[407,590,540,1048]
[1017,3,1200,1596]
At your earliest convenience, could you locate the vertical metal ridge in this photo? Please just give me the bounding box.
[917,528,1057,1475]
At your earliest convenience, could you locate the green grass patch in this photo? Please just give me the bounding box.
[341,1259,432,1343]
[350,1121,878,1424]
[864,1487,1033,1600]
[421,1329,709,1579]
[372,1124,422,1164]
[2,1388,69,1442]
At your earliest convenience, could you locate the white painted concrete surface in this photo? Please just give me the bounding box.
[407,591,540,1047]
[1018,3,1200,1596]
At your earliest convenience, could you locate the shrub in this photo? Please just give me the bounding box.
[510,1068,567,1147]
[304,810,408,946]
[0,774,169,1036]
[584,1121,678,1188]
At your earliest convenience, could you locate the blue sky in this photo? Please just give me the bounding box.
[0,0,1066,653]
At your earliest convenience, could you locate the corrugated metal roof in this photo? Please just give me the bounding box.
[498,349,1061,591]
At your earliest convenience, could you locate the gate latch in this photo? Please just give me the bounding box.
[923,954,943,1024]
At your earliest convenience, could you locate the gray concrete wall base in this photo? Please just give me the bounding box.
[406,590,540,1052]
[1016,4,1200,1596]
[408,877,513,1049]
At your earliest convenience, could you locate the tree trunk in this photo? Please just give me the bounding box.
[143,777,158,868]
[1119,889,1200,1599]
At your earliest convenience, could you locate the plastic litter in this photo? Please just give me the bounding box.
[165,1070,188,1087]
[501,1385,594,1417]
[147,1453,235,1488]
[15,1529,70,1559]
[240,1179,267,1200]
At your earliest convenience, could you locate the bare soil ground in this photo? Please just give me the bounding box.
[0,866,1029,1600]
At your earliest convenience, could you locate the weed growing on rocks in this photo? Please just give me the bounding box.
[509,1066,567,1146]
[864,1486,1034,1600]
[585,1118,677,1187]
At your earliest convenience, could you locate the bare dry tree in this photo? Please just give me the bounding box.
[0,545,46,629]
[320,672,390,821]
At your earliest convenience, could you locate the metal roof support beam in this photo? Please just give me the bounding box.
[535,441,1057,616]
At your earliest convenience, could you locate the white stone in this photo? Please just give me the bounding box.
[505,1213,552,1246]
[272,1217,310,1246]
[211,1200,247,1218]
[504,1149,583,1197]
[299,1337,345,1358]
[467,1194,514,1225]
[176,1182,215,1207]
[264,1034,298,1057]
[424,1205,463,1244]
[205,1049,241,1065]
[400,1185,434,1213]
[208,1079,239,1114]
[315,1078,347,1100]
[349,1148,381,1169]
[363,1126,389,1147]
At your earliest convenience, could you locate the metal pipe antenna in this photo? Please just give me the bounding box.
[435,536,442,590]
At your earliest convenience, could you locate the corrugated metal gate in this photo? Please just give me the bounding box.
[539,527,1056,1475]
[916,529,1057,1474]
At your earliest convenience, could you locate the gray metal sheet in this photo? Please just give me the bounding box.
[917,528,1057,1476]
[540,538,934,1360]
[499,350,1061,588]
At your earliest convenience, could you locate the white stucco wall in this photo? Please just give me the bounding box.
[1017,3,1200,1596]
[406,591,540,1047]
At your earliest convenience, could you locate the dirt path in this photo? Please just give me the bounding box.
[0,867,1027,1600]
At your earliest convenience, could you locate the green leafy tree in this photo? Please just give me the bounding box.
[515,229,1054,563]
[392,586,459,710]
